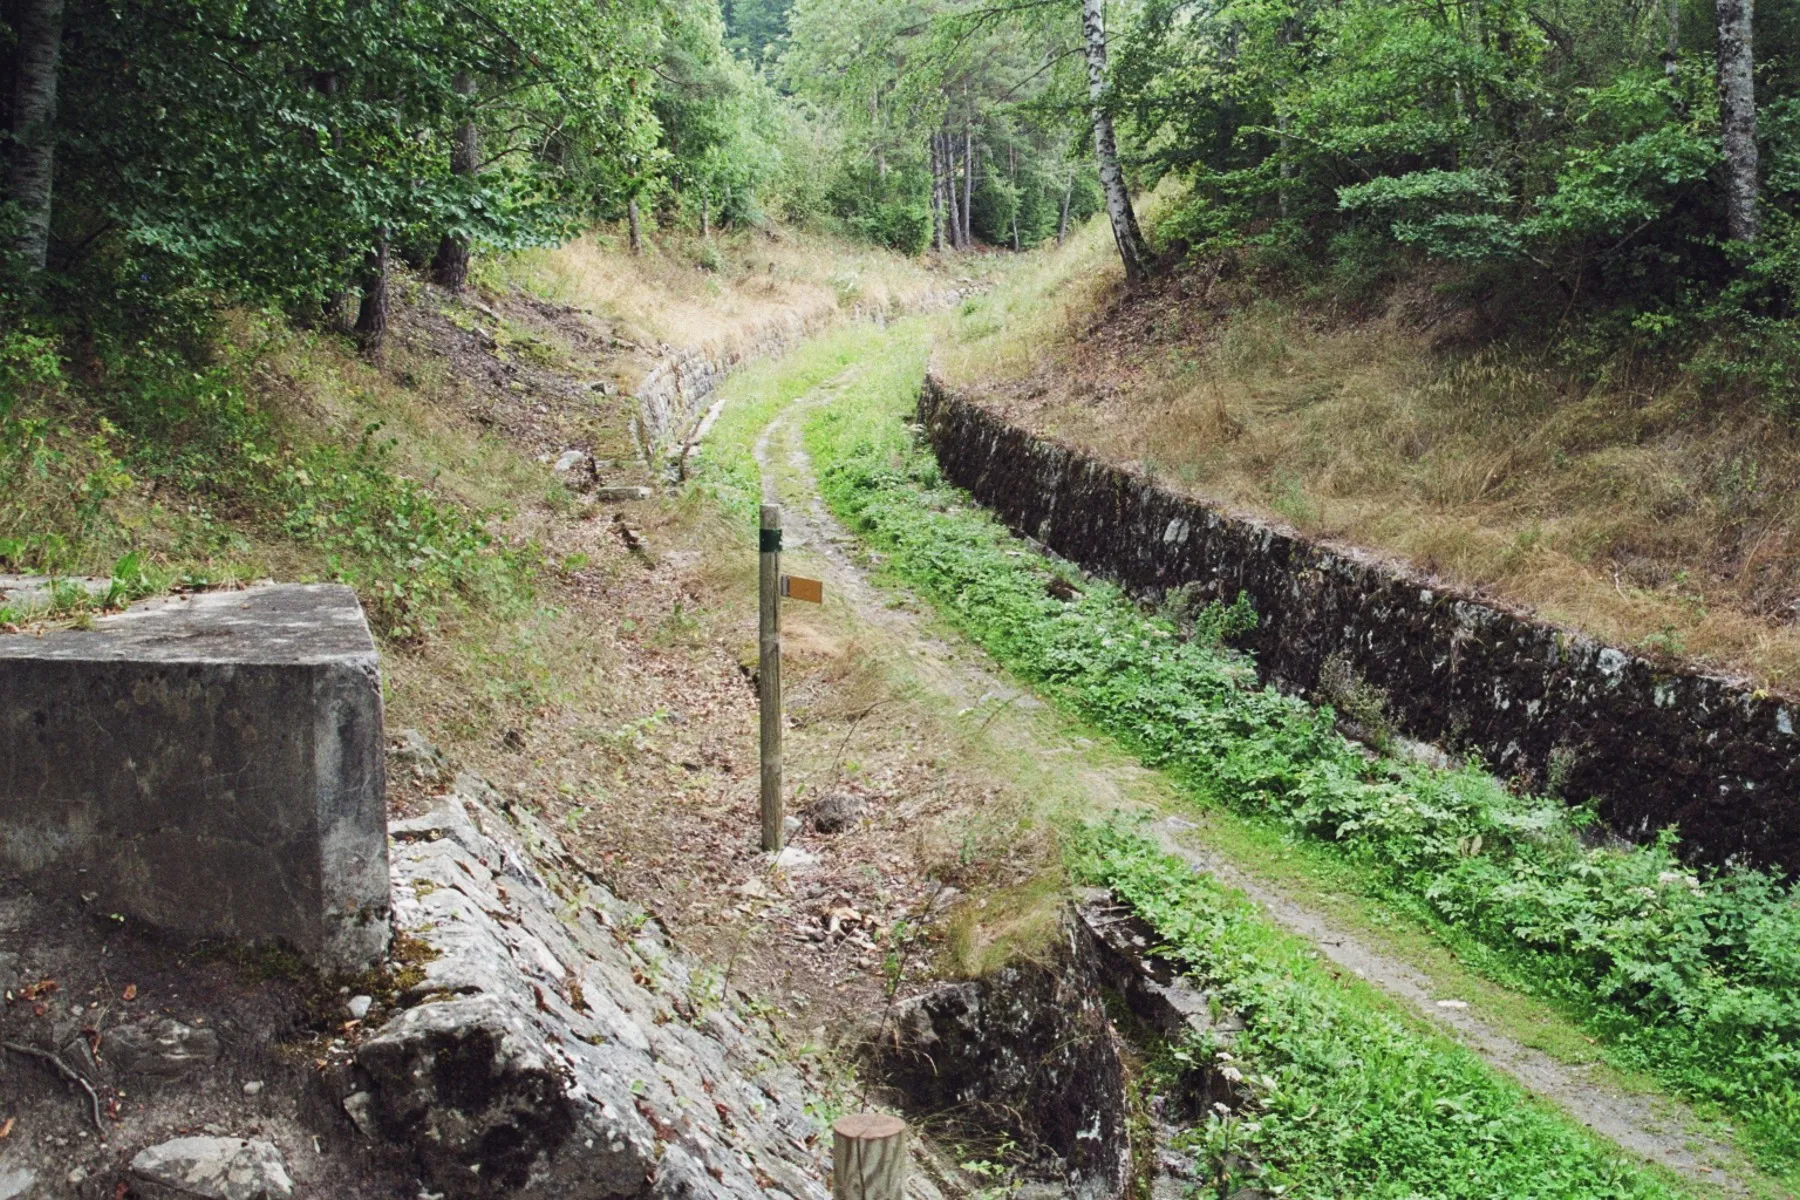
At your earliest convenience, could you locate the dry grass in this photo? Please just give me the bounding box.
[944,218,1800,690]
[487,223,955,383]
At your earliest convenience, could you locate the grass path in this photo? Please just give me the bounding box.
[707,330,1788,1198]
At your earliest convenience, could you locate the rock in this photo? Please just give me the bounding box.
[394,729,450,784]
[553,450,599,489]
[775,845,818,871]
[242,1081,264,1096]
[129,1137,294,1200]
[783,815,802,839]
[346,994,373,1020]
[369,783,835,1199]
[808,792,865,834]
[355,994,653,1198]
[879,908,1129,1200]
[0,1167,35,1200]
[593,486,651,503]
[342,1091,379,1139]
[108,1017,222,1078]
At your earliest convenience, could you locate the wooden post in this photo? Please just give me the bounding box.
[759,505,784,853]
[832,1114,907,1200]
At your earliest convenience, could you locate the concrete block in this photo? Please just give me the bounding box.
[0,584,389,970]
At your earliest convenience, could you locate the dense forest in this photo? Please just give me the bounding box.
[5,0,1797,385]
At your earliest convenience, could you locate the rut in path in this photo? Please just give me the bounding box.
[748,369,1757,1197]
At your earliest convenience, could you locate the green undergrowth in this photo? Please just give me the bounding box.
[1072,823,1685,1198]
[799,347,1800,1179]
[1,316,529,641]
[683,316,931,528]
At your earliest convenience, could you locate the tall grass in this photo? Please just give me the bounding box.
[938,214,1800,690]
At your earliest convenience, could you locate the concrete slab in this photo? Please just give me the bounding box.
[0,584,389,970]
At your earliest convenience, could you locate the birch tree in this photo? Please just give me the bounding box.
[1713,0,1759,241]
[4,0,65,276]
[1081,0,1150,283]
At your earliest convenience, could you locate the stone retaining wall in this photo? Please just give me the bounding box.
[918,377,1800,870]
[359,768,837,1200]
[633,289,970,457]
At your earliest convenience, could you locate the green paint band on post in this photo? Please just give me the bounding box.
[760,528,783,553]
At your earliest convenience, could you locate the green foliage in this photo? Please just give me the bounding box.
[1109,0,1800,379]
[1071,824,1681,1198]
[802,365,1800,1175]
[779,0,1099,253]
[21,0,660,333]
[653,0,784,230]
[0,318,527,641]
[723,0,793,65]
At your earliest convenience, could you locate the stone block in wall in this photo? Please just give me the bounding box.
[0,584,389,970]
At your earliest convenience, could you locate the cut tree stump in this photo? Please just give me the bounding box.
[832,1113,907,1200]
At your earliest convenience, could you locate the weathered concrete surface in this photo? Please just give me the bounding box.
[919,377,1800,870]
[0,584,389,969]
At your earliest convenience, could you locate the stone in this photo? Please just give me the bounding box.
[365,783,836,1200]
[109,1017,221,1078]
[553,449,593,475]
[393,728,450,784]
[775,845,818,871]
[242,1081,264,1096]
[0,583,389,970]
[879,909,1129,1200]
[808,792,865,834]
[0,1167,36,1200]
[129,1137,294,1200]
[593,486,651,503]
[346,994,373,1020]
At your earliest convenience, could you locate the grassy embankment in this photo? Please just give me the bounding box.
[935,212,1800,689]
[0,224,939,763]
[792,319,1800,1190]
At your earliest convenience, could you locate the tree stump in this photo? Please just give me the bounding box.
[832,1113,907,1200]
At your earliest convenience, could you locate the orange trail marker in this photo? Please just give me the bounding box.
[781,575,823,604]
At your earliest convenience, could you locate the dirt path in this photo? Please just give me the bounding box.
[749,371,1765,1197]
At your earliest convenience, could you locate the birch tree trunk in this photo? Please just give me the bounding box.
[1010,145,1021,251]
[628,197,643,255]
[431,71,478,290]
[5,0,66,276]
[944,133,964,250]
[1714,0,1758,241]
[1082,0,1150,283]
[1664,0,1681,78]
[962,122,975,249]
[1057,174,1074,245]
[930,135,945,252]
